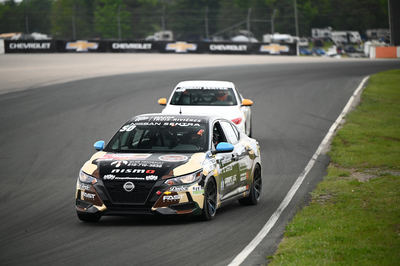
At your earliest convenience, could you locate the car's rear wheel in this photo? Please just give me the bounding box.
[239,164,261,205]
[77,211,101,222]
[200,178,217,221]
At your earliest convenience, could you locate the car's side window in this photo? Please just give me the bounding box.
[220,121,239,144]
[212,122,227,147]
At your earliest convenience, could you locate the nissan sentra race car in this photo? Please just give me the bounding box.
[158,80,253,137]
[76,114,262,222]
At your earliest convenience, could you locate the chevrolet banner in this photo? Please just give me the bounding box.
[3,40,298,55]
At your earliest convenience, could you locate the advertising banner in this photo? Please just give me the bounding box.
[253,43,297,55]
[3,40,298,55]
[55,40,108,53]
[108,41,154,52]
[205,42,251,54]
[4,40,56,53]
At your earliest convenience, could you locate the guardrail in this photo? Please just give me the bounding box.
[0,39,297,56]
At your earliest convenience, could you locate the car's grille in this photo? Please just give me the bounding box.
[104,203,154,215]
[103,180,155,204]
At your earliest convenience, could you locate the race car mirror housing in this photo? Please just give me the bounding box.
[158,98,167,105]
[242,99,253,106]
[212,142,234,155]
[94,140,105,151]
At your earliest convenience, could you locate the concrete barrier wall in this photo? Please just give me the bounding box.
[2,39,298,56]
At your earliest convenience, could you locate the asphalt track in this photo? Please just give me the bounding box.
[0,54,399,266]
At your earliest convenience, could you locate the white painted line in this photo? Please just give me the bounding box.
[228,76,370,266]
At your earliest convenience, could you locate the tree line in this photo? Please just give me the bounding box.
[0,0,389,41]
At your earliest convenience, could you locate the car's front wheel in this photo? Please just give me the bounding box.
[239,164,261,205]
[200,178,217,221]
[77,211,101,222]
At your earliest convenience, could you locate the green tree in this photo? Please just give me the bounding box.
[169,0,222,41]
[124,0,161,39]
[94,0,131,39]
[0,0,33,34]
[51,0,96,40]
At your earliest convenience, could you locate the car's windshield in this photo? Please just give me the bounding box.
[170,87,237,106]
[105,122,208,152]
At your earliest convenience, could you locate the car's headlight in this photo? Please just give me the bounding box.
[79,169,97,184]
[165,170,202,186]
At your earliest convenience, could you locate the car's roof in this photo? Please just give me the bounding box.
[175,80,235,89]
[127,113,226,124]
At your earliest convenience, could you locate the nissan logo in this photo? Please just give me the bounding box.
[123,182,135,192]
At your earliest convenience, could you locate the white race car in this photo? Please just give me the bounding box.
[158,80,253,137]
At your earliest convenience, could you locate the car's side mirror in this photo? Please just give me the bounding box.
[94,140,105,151]
[158,98,167,105]
[214,142,234,154]
[241,99,253,106]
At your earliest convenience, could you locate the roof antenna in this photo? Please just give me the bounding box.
[179,107,182,115]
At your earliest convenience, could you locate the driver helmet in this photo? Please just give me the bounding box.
[216,90,228,101]
[188,128,205,147]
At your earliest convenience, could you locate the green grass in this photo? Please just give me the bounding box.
[268,69,400,265]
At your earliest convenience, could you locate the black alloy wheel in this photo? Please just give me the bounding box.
[239,164,261,205]
[201,178,217,221]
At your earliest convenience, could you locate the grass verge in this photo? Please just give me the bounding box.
[268,69,400,265]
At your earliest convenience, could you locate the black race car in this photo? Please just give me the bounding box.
[76,114,262,222]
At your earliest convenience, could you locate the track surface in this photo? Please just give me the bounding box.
[0,55,399,265]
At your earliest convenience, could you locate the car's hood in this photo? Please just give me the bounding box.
[82,152,207,181]
[162,105,243,120]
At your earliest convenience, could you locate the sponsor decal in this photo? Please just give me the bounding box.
[192,186,204,195]
[162,122,201,127]
[9,42,51,49]
[111,160,128,168]
[111,168,156,174]
[134,116,149,121]
[119,124,136,132]
[78,183,91,190]
[166,42,197,53]
[239,172,247,181]
[103,175,145,181]
[123,182,135,192]
[221,165,233,174]
[150,116,176,122]
[221,156,232,165]
[239,160,248,171]
[158,155,188,162]
[224,176,235,187]
[209,44,247,51]
[163,194,184,202]
[124,161,163,168]
[83,192,95,200]
[170,185,188,192]
[260,44,289,54]
[146,175,158,181]
[66,40,99,52]
[201,158,216,173]
[99,154,151,161]
[138,116,203,123]
[238,186,247,193]
[112,43,152,50]
[176,86,228,92]
[103,174,116,180]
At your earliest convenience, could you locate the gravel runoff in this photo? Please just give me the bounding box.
[0,53,364,95]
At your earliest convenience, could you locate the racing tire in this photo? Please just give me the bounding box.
[77,211,101,223]
[239,164,261,206]
[200,178,217,221]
